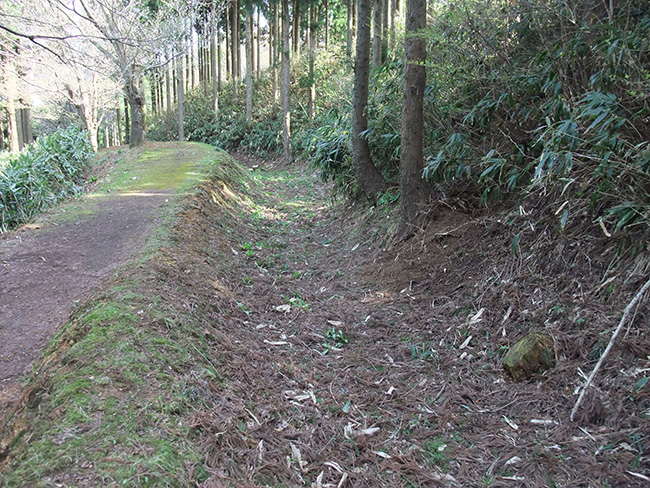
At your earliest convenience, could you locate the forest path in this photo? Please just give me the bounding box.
[0,142,216,416]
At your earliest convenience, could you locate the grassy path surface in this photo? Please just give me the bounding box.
[0,142,216,417]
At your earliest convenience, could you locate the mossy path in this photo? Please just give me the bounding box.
[0,142,216,417]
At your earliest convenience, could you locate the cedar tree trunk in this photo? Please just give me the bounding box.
[281,0,292,161]
[353,0,387,198]
[399,0,427,235]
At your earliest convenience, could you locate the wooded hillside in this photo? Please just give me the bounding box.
[1,1,649,486]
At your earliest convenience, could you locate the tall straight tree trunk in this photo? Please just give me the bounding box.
[382,0,389,59]
[232,0,239,98]
[187,20,194,90]
[20,91,33,147]
[269,3,274,69]
[236,0,241,79]
[281,0,292,161]
[172,55,177,102]
[150,76,157,116]
[0,117,5,151]
[399,0,427,234]
[292,0,300,55]
[372,0,383,69]
[116,106,122,145]
[245,9,253,122]
[166,55,172,133]
[324,0,329,50]
[159,69,165,112]
[21,105,33,146]
[307,5,316,120]
[271,4,279,107]
[198,41,203,89]
[347,0,354,59]
[5,59,19,153]
[256,7,261,79]
[217,23,222,91]
[177,53,185,141]
[123,96,130,143]
[225,9,231,79]
[353,0,387,198]
[15,107,24,151]
[250,12,255,75]
[211,6,219,113]
[125,74,145,147]
[389,0,397,50]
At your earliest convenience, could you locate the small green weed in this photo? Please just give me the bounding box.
[288,292,311,310]
[410,342,438,362]
[423,437,449,469]
[322,328,348,355]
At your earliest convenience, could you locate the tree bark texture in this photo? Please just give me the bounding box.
[292,0,300,55]
[15,108,24,151]
[308,5,316,120]
[256,8,261,79]
[21,106,33,147]
[399,0,427,234]
[117,106,123,145]
[217,23,222,91]
[176,54,185,141]
[245,10,253,122]
[125,75,145,147]
[271,4,279,107]
[389,0,397,50]
[211,5,219,113]
[281,0,292,161]
[250,14,255,74]
[324,0,329,49]
[225,9,231,78]
[372,0,383,69]
[232,0,239,98]
[347,0,354,59]
[123,96,130,143]
[0,117,5,151]
[64,82,100,152]
[353,0,387,198]
[236,0,241,79]
[166,54,172,132]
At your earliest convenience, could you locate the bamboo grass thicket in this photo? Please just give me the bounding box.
[0,127,94,232]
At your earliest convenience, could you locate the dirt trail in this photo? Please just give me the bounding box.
[0,142,209,416]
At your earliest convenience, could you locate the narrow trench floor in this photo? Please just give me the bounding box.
[184,155,643,487]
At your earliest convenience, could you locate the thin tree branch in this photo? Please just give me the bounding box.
[570,275,650,422]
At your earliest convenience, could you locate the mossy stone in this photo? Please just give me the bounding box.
[503,331,555,381]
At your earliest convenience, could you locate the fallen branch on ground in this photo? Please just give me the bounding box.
[571,275,650,422]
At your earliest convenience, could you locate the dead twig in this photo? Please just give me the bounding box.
[570,275,650,422]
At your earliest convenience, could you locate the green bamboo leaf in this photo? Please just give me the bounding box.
[512,233,521,259]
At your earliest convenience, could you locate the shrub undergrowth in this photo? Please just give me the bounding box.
[149,1,650,231]
[0,127,94,232]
